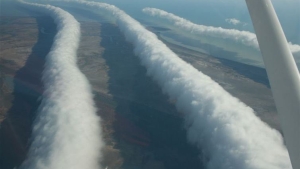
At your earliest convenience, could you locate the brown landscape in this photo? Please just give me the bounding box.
[0,16,39,122]
[0,16,203,169]
[0,15,56,168]
[1,10,280,169]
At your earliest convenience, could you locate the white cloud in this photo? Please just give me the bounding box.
[18,1,104,169]
[143,8,300,55]
[69,1,292,169]
[226,18,241,25]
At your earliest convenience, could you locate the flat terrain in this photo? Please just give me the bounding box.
[0,15,281,169]
[77,22,204,169]
[76,21,123,168]
[0,15,56,169]
[0,17,39,122]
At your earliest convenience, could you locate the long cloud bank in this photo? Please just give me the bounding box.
[18,1,103,169]
[143,8,300,55]
[70,1,292,169]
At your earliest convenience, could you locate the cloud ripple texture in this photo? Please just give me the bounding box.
[18,1,104,169]
[70,1,294,169]
[142,8,300,55]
